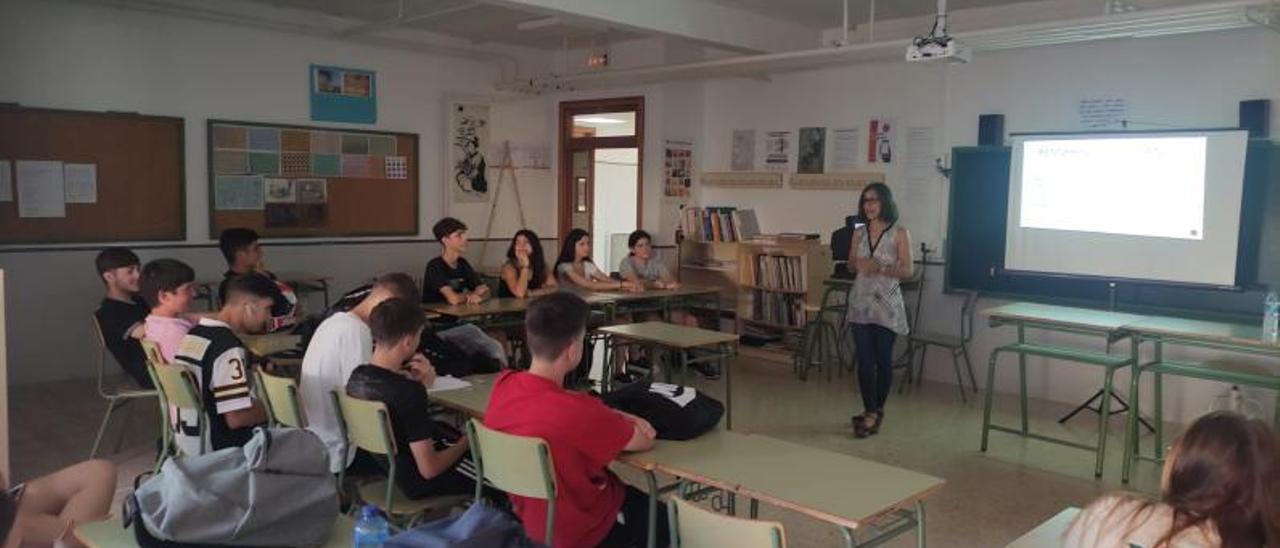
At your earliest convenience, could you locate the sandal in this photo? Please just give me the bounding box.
[851,413,875,438]
[868,412,884,435]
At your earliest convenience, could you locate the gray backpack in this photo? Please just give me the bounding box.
[129,427,339,547]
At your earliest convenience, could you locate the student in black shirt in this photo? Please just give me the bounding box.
[422,218,490,305]
[92,247,153,388]
[345,298,474,500]
[172,274,273,452]
[218,228,298,332]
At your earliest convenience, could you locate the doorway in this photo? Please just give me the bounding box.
[558,97,644,268]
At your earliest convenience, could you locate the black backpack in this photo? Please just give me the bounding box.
[601,381,724,440]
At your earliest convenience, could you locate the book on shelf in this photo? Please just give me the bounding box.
[683,206,753,242]
[749,253,806,292]
[750,289,805,328]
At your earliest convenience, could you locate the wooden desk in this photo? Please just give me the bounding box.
[597,321,739,428]
[980,303,1141,478]
[582,285,721,322]
[1120,315,1280,483]
[423,298,531,319]
[75,514,356,547]
[195,272,334,310]
[241,332,301,356]
[431,378,942,548]
[619,430,943,548]
[1004,507,1080,548]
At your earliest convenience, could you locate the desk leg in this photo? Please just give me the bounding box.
[1017,326,1029,435]
[1153,341,1164,459]
[749,498,758,519]
[645,469,658,548]
[915,501,927,548]
[724,342,733,431]
[1123,337,1141,484]
[840,526,858,548]
[1095,366,1116,478]
[320,279,330,309]
[980,349,1001,452]
[603,335,615,393]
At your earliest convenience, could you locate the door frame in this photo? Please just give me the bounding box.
[557,96,645,243]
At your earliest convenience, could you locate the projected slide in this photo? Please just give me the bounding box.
[1019,137,1207,240]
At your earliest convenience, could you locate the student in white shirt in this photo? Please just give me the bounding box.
[555,228,641,292]
[299,273,420,473]
[1064,411,1279,548]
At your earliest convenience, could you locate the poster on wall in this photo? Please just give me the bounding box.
[830,127,860,171]
[867,119,894,164]
[1077,97,1127,129]
[764,130,792,172]
[450,103,490,203]
[731,129,755,171]
[310,65,377,124]
[797,127,826,174]
[664,140,694,200]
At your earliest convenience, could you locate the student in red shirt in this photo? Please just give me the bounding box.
[484,292,666,548]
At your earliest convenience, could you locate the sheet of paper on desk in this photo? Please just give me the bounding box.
[427,375,472,393]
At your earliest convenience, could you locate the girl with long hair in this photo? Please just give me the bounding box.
[499,229,557,298]
[555,229,641,292]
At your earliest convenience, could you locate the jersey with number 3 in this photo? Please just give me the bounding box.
[173,318,257,453]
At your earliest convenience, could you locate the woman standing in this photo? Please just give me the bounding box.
[847,183,913,438]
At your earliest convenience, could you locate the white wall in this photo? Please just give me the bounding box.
[693,28,1280,423]
[0,0,521,383]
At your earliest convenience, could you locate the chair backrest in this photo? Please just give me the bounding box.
[668,497,786,548]
[151,361,202,410]
[89,314,111,396]
[331,390,396,457]
[466,418,557,545]
[256,368,307,428]
[465,419,556,500]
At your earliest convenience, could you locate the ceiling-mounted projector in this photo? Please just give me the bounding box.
[906,35,971,63]
[906,0,971,63]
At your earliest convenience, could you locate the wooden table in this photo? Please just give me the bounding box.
[980,303,1143,478]
[195,271,333,310]
[75,514,357,547]
[1004,507,1080,547]
[596,321,739,428]
[430,377,943,548]
[241,332,302,357]
[1120,315,1280,483]
[422,297,532,328]
[620,430,944,548]
[581,285,721,322]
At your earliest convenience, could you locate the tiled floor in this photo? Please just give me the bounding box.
[11,359,1173,547]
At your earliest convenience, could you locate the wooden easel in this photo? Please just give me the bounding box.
[479,141,529,262]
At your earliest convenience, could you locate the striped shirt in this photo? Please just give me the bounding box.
[173,318,257,452]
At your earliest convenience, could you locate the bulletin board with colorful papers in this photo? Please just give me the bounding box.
[207,120,418,238]
[0,105,186,244]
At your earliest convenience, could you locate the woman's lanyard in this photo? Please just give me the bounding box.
[866,223,895,257]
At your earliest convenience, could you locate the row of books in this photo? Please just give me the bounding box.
[747,254,808,292]
[750,289,806,328]
[682,207,760,242]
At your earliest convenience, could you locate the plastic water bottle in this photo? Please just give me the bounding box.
[353,505,390,547]
[1264,291,1279,343]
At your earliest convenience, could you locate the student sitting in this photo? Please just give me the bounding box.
[345,298,475,500]
[140,258,198,363]
[0,461,116,547]
[555,228,641,293]
[499,229,557,298]
[300,273,420,474]
[1065,411,1280,548]
[92,247,152,388]
[422,217,490,305]
[485,292,666,548]
[217,228,298,332]
[620,230,697,325]
[172,275,273,452]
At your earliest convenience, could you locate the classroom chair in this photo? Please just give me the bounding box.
[795,279,852,382]
[901,290,980,402]
[893,252,930,391]
[88,315,159,458]
[465,418,557,546]
[74,514,360,548]
[667,497,786,548]
[329,391,468,526]
[254,367,307,428]
[143,341,205,470]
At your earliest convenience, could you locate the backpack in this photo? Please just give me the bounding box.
[386,502,544,548]
[601,381,724,440]
[125,427,339,547]
[418,328,502,378]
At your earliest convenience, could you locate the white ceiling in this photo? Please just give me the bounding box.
[249,0,643,49]
[708,0,1042,28]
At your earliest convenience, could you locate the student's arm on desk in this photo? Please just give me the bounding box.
[618,411,657,452]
